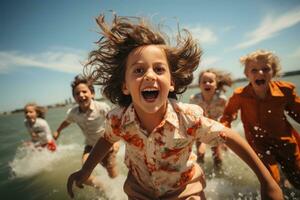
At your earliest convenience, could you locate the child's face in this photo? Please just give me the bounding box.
[24,106,37,123]
[245,59,273,92]
[199,72,217,95]
[122,45,174,116]
[73,83,95,112]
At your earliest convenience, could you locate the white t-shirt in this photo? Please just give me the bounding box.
[24,117,53,145]
[66,100,110,146]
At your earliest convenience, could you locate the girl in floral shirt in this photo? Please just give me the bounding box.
[67,14,282,200]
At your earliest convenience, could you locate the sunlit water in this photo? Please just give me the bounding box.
[1,76,300,199]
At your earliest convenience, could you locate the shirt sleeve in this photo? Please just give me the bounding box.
[40,119,53,141]
[220,92,240,128]
[184,104,225,146]
[65,108,75,123]
[196,116,226,146]
[100,102,111,117]
[103,113,122,143]
[286,84,300,124]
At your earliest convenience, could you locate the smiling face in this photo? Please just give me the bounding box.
[24,105,37,124]
[245,59,273,96]
[73,83,95,112]
[122,45,174,117]
[199,72,217,96]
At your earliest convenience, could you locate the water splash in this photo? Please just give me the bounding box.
[9,143,81,178]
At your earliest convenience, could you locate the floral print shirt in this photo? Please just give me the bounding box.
[189,92,227,120]
[104,99,226,195]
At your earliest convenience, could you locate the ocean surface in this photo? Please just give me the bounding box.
[1,75,300,200]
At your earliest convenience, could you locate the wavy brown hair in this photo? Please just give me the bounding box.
[199,68,232,92]
[71,74,95,97]
[84,14,202,107]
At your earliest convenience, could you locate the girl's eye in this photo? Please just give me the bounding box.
[262,67,271,73]
[251,69,258,73]
[154,66,166,74]
[133,67,144,75]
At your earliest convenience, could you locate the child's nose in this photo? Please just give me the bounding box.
[144,70,156,81]
[258,69,264,75]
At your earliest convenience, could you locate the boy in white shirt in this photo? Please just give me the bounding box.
[54,75,118,188]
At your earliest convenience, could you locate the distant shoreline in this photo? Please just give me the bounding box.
[1,70,300,115]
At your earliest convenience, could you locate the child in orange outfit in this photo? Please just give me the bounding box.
[220,49,300,189]
[190,68,232,168]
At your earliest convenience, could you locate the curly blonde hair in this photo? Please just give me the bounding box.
[240,49,281,77]
[84,14,202,107]
[199,68,232,92]
[24,103,47,119]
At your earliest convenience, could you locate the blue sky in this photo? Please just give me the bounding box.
[1,0,300,112]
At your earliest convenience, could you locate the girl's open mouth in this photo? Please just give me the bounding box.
[141,88,159,102]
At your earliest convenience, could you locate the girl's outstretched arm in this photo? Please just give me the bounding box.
[67,137,113,198]
[223,127,283,200]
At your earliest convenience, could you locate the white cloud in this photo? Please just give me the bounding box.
[0,48,86,74]
[234,7,300,49]
[186,25,218,45]
[290,47,300,58]
[199,56,220,67]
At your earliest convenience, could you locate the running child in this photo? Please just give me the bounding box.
[53,75,119,188]
[67,15,283,200]
[190,68,232,168]
[220,49,300,189]
[24,103,56,151]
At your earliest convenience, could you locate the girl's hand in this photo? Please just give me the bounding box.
[67,170,89,198]
[31,132,38,138]
[53,131,59,140]
[260,180,283,200]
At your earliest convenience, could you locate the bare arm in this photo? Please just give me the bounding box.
[67,137,113,198]
[224,127,283,200]
[53,120,70,140]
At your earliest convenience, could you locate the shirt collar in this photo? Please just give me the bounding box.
[121,103,137,126]
[269,81,284,97]
[78,100,95,113]
[243,81,284,97]
[121,99,179,129]
[164,99,180,129]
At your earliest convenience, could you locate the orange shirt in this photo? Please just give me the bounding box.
[220,81,300,146]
